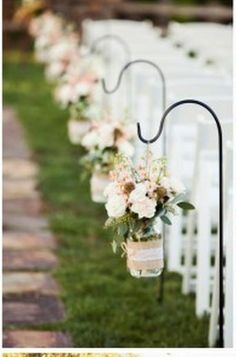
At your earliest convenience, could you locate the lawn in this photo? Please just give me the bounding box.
[3,52,209,347]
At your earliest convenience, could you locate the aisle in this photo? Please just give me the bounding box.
[3,55,209,347]
[2,107,72,347]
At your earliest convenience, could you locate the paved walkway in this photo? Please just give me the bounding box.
[3,107,72,347]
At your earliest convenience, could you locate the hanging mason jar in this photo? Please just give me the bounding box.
[90,171,110,203]
[67,118,91,145]
[125,230,164,278]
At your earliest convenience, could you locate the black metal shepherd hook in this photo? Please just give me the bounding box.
[102,59,167,303]
[102,58,166,112]
[137,98,224,347]
[89,34,131,60]
[86,34,132,109]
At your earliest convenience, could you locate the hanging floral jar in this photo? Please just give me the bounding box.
[80,116,136,203]
[68,118,91,144]
[125,234,164,278]
[90,171,111,203]
[67,99,93,144]
[53,52,104,145]
[104,151,195,278]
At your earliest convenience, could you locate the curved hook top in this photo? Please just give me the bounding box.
[137,99,223,144]
[102,59,166,95]
[89,34,131,59]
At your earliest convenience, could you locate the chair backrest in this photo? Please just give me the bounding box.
[224,141,233,202]
[194,119,232,203]
[167,97,233,123]
[168,83,232,100]
[197,118,232,151]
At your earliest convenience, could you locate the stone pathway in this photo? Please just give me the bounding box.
[3,107,72,347]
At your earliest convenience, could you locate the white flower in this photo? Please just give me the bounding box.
[160,177,170,190]
[68,119,90,144]
[126,123,136,139]
[105,195,127,218]
[129,182,156,218]
[97,124,114,150]
[131,197,156,218]
[83,55,105,78]
[84,104,100,121]
[35,36,49,50]
[117,138,134,157]
[104,182,122,198]
[45,62,64,80]
[129,182,147,203]
[35,49,49,63]
[160,176,185,194]
[81,131,98,149]
[74,82,91,98]
[54,84,72,107]
[79,45,89,56]
[48,41,76,62]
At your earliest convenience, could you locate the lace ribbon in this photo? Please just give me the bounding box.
[121,241,163,260]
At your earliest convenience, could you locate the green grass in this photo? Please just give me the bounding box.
[3,52,209,347]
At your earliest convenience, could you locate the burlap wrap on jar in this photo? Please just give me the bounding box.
[90,172,110,203]
[67,118,90,144]
[126,238,164,271]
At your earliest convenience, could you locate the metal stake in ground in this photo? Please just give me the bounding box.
[137,98,224,348]
[102,59,167,302]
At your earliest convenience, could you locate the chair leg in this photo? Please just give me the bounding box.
[208,242,219,347]
[196,159,211,317]
[167,215,182,272]
[224,198,233,346]
[182,209,196,294]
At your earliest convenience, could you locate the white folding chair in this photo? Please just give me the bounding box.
[182,120,232,315]
[208,142,233,346]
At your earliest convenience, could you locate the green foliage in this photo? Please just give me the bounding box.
[79,147,117,176]
[177,202,195,210]
[70,98,90,121]
[160,215,172,225]
[3,52,208,347]
[105,213,134,240]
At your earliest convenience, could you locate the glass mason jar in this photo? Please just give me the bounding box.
[126,234,164,278]
[67,118,90,144]
[90,171,110,203]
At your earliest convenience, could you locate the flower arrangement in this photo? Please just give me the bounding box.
[56,55,104,144]
[55,73,97,111]
[30,12,80,82]
[54,54,104,109]
[80,117,135,176]
[29,12,66,63]
[29,11,105,146]
[45,34,80,81]
[105,150,194,242]
[80,116,136,203]
[104,150,194,277]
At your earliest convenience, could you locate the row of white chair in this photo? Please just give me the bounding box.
[168,21,232,75]
[81,18,233,347]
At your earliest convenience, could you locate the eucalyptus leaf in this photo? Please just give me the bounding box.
[177,201,195,210]
[117,223,128,236]
[160,215,172,225]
